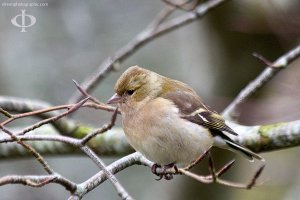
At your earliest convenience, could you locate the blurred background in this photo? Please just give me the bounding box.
[1,0,300,199]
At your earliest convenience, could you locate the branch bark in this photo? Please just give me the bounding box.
[1,119,300,159]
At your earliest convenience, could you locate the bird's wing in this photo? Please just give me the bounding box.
[161,90,238,136]
[161,89,264,161]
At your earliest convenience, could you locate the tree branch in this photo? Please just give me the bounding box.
[71,152,147,199]
[0,96,73,133]
[223,44,300,120]
[1,119,300,159]
[68,0,229,103]
[0,174,76,193]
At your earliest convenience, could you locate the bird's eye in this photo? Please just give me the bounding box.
[127,90,134,95]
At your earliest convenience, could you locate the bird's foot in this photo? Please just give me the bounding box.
[151,163,178,181]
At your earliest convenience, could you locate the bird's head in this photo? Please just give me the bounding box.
[107,66,162,111]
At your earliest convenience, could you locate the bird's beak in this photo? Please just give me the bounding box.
[107,93,122,104]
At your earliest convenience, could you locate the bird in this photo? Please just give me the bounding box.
[107,66,263,178]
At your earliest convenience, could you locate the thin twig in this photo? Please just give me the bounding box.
[80,146,134,200]
[72,79,103,105]
[151,150,263,189]
[0,107,12,118]
[72,153,144,198]
[223,44,300,120]
[0,97,117,126]
[215,159,235,177]
[147,5,176,32]
[183,148,210,170]
[0,125,54,174]
[72,79,119,113]
[0,104,71,127]
[179,169,212,183]
[17,97,89,135]
[178,160,263,189]
[246,165,265,189]
[252,52,274,67]
[0,175,76,192]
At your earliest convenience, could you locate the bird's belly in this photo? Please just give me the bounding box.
[124,118,213,166]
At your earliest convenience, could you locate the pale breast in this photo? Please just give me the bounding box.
[122,98,214,166]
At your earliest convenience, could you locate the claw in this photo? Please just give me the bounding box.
[155,174,163,181]
[151,163,161,176]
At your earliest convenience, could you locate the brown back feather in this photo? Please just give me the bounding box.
[160,78,238,136]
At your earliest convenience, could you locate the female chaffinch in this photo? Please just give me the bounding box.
[108,66,263,176]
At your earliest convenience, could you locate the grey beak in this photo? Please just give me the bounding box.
[107,93,122,104]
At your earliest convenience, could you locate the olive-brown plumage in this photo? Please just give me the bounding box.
[108,66,263,167]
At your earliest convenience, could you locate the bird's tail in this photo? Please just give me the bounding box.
[223,139,264,161]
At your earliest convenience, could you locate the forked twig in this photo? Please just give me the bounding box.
[223,44,300,120]
[80,146,133,200]
[17,97,89,135]
[72,79,120,144]
[72,79,120,114]
[73,79,102,105]
[153,150,264,189]
[0,97,117,128]
[253,52,274,67]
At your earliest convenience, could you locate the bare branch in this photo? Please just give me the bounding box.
[0,104,71,127]
[72,79,103,105]
[0,96,117,120]
[0,96,72,133]
[0,174,76,192]
[68,0,229,103]
[182,148,209,170]
[0,107,132,199]
[0,125,54,174]
[150,150,263,189]
[0,107,12,118]
[79,146,134,200]
[223,44,300,120]
[17,97,89,135]
[72,152,145,198]
[0,127,132,158]
[146,5,176,32]
[252,52,274,67]
[2,119,300,158]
